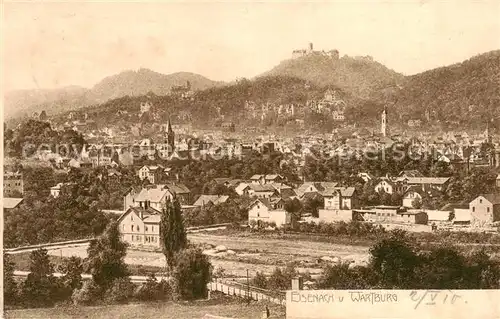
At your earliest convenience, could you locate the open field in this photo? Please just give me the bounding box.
[5,298,285,319]
[37,231,370,277]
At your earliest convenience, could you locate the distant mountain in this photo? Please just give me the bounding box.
[90,68,224,102]
[4,69,224,120]
[390,50,500,127]
[260,53,404,99]
[3,86,92,119]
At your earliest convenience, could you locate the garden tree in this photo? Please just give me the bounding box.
[318,263,378,289]
[172,247,212,300]
[389,192,403,206]
[3,253,18,305]
[357,181,381,207]
[414,247,468,289]
[267,267,289,290]
[135,274,172,301]
[412,197,423,209]
[460,168,496,202]
[430,161,454,177]
[85,221,129,293]
[369,230,420,289]
[57,256,84,293]
[284,198,303,228]
[464,250,500,289]
[378,190,392,206]
[105,277,135,304]
[252,271,268,289]
[20,248,58,307]
[160,198,187,269]
[301,195,323,218]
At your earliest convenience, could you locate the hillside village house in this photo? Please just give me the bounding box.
[250,174,284,185]
[469,194,500,227]
[374,178,404,194]
[248,184,278,199]
[295,182,338,198]
[118,206,161,247]
[323,187,356,210]
[3,171,23,197]
[235,182,251,196]
[123,183,191,211]
[400,177,450,192]
[138,165,165,184]
[247,198,290,227]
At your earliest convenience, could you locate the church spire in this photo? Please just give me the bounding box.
[165,117,175,151]
[381,106,388,137]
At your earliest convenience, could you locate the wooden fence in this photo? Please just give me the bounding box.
[207,281,286,305]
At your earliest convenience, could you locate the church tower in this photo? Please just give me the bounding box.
[485,121,492,144]
[165,118,175,151]
[381,106,388,137]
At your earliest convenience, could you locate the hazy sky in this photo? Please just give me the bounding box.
[3,1,500,91]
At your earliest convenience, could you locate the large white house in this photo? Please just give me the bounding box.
[247,198,289,227]
[117,206,161,248]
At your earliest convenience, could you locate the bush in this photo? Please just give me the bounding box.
[105,277,135,304]
[134,274,173,301]
[252,271,268,289]
[72,280,101,306]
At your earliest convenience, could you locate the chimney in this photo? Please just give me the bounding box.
[144,200,149,209]
[139,209,144,219]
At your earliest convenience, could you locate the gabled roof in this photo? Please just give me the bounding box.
[235,182,250,193]
[213,178,231,184]
[250,174,264,180]
[134,187,169,203]
[164,183,190,194]
[398,170,423,177]
[440,203,469,211]
[248,184,276,192]
[117,206,162,223]
[3,197,24,209]
[122,185,142,197]
[265,174,282,180]
[480,194,500,205]
[296,182,338,197]
[193,195,230,206]
[403,177,450,185]
[323,187,356,197]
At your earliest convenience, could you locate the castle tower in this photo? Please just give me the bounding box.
[165,117,175,151]
[381,106,388,137]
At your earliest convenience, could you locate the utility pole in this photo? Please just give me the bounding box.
[246,269,250,305]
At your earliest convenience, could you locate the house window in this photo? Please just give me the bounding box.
[131,225,134,231]
[131,215,133,221]
[487,207,490,213]
[137,226,140,232]
[480,199,483,204]
[472,207,475,212]
[145,226,148,232]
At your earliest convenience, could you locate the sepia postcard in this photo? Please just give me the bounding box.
[2,1,500,318]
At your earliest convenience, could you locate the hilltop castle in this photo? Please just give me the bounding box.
[291,42,340,60]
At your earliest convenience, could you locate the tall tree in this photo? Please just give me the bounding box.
[173,247,212,300]
[160,198,187,269]
[20,248,57,307]
[3,253,18,306]
[85,221,129,293]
